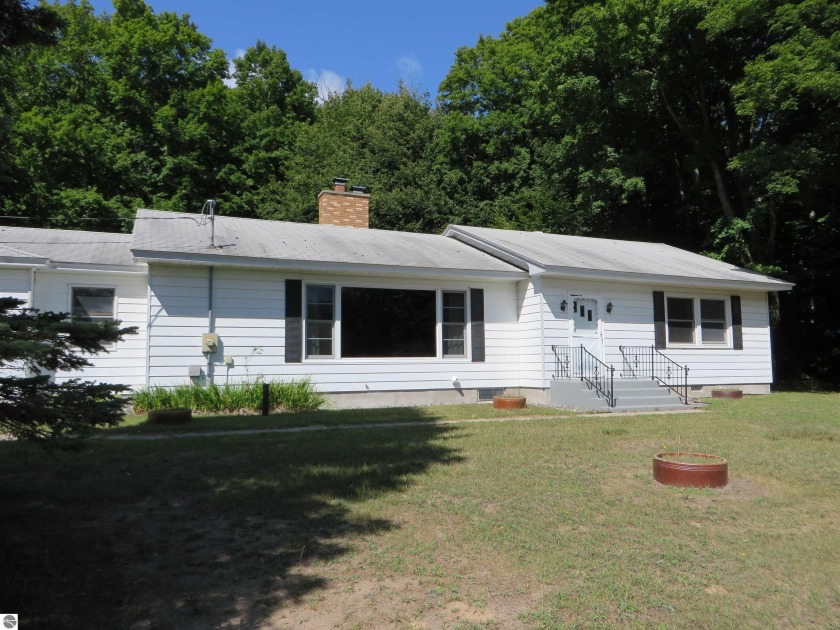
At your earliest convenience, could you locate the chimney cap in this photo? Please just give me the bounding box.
[350,185,370,194]
[333,177,349,186]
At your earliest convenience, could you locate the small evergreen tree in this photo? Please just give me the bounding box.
[0,297,136,446]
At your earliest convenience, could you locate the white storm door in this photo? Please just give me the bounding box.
[570,297,603,360]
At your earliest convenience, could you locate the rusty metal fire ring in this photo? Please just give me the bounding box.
[653,452,728,488]
[147,408,193,425]
[712,389,743,399]
[493,396,526,410]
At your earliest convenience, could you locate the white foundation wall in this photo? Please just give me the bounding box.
[31,269,148,387]
[147,264,522,393]
[541,278,775,386]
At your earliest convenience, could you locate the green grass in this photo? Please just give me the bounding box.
[106,402,576,435]
[2,392,839,629]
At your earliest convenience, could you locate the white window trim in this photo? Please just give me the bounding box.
[665,294,732,349]
[302,281,473,362]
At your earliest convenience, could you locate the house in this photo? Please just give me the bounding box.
[0,181,793,410]
[0,226,148,386]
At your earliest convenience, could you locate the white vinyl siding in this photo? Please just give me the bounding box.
[31,270,148,387]
[147,266,520,392]
[542,279,774,386]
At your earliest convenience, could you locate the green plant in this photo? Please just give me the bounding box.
[132,378,325,414]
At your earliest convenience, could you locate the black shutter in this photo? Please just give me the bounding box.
[285,280,302,363]
[731,295,743,350]
[470,288,485,362]
[653,291,666,349]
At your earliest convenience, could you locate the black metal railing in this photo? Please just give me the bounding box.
[552,345,615,407]
[619,345,690,404]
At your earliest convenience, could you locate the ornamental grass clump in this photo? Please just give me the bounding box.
[133,378,325,414]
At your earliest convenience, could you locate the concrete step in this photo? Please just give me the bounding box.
[614,395,684,407]
[612,379,666,390]
[612,403,692,412]
[550,378,691,412]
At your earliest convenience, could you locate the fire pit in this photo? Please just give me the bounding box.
[653,452,728,488]
[492,396,526,410]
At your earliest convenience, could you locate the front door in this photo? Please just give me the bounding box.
[570,296,603,360]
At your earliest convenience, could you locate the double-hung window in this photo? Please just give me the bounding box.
[666,296,729,347]
[666,297,695,344]
[305,285,335,358]
[442,291,467,357]
[700,299,727,343]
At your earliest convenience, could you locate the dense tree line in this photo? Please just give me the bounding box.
[0,0,837,382]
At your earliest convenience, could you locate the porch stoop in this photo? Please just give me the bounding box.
[550,379,689,412]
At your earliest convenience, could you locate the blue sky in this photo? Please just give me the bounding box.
[87,0,545,100]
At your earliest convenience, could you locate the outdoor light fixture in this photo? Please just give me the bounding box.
[560,299,567,312]
[606,302,614,314]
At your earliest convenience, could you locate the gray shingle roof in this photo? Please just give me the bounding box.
[0,226,138,268]
[131,210,522,276]
[445,225,792,289]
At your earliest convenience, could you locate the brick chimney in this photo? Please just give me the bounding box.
[318,178,370,228]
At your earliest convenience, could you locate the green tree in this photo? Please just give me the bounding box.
[437,0,840,380]
[279,82,450,233]
[0,0,63,200]
[2,0,230,228]
[0,297,135,446]
[218,40,316,217]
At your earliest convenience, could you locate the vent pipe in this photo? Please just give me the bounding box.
[202,199,217,247]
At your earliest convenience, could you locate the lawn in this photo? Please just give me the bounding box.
[108,402,579,435]
[1,392,839,629]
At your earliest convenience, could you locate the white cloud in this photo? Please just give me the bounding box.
[396,55,423,80]
[304,69,346,103]
[223,49,247,88]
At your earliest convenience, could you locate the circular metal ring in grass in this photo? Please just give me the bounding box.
[712,388,743,399]
[147,408,193,425]
[493,396,526,410]
[653,452,728,488]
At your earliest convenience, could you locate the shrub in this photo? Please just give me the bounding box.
[133,378,325,414]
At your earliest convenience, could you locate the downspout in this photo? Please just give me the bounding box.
[29,267,36,308]
[145,280,152,387]
[207,266,215,386]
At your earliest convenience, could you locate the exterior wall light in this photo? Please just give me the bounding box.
[606,302,614,314]
[560,299,568,312]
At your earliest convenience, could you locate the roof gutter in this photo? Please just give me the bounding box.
[538,266,794,292]
[130,249,528,281]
